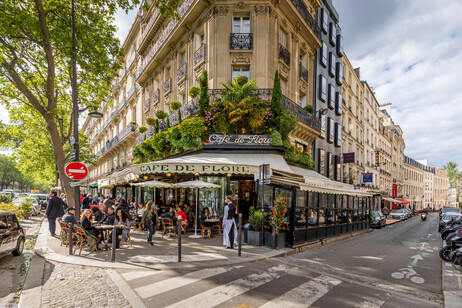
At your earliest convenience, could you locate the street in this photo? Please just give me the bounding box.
[111,213,443,308]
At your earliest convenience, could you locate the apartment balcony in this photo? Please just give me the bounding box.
[299,63,308,82]
[152,88,160,105]
[278,43,290,67]
[127,84,139,102]
[96,122,138,157]
[139,9,161,52]
[193,44,206,67]
[281,95,320,131]
[164,77,172,94]
[229,33,253,50]
[177,63,186,82]
[118,97,127,111]
[289,0,322,40]
[127,52,137,69]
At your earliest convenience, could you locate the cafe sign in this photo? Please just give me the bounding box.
[208,134,272,145]
[134,163,255,175]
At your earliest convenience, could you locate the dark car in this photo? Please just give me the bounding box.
[438,213,462,232]
[370,211,386,228]
[0,211,25,258]
[440,207,461,218]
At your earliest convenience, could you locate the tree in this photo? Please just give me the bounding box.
[444,161,461,202]
[0,155,21,189]
[198,70,209,117]
[270,70,283,128]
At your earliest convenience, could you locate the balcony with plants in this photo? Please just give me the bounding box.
[133,70,316,168]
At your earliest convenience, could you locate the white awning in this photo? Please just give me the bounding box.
[130,180,174,188]
[173,180,221,189]
[383,197,403,203]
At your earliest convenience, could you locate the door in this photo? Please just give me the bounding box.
[239,180,254,223]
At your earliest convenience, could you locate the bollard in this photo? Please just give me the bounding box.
[111,226,117,262]
[177,217,182,262]
[238,213,242,257]
[68,223,74,255]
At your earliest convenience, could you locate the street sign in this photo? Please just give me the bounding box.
[65,162,88,180]
[363,173,373,183]
[69,150,76,161]
[69,181,87,187]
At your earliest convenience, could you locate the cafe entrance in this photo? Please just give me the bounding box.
[229,178,255,223]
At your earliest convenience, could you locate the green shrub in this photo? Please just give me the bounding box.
[282,137,291,149]
[234,75,248,86]
[284,147,314,167]
[0,194,12,204]
[170,101,182,111]
[188,86,200,98]
[248,206,263,231]
[269,130,283,147]
[304,105,314,114]
[178,117,206,138]
[138,126,148,133]
[278,111,298,140]
[155,110,168,119]
[0,202,22,220]
[198,70,209,117]
[146,117,156,126]
[20,201,32,213]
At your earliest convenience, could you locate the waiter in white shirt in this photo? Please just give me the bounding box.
[222,195,238,249]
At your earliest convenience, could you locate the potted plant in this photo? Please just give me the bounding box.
[21,201,32,219]
[265,194,287,249]
[170,101,183,123]
[247,207,263,246]
[304,105,314,114]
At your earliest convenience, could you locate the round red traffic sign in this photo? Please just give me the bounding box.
[65,162,88,181]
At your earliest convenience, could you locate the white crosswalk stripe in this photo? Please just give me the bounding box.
[134,266,242,299]
[165,265,289,308]
[259,275,342,308]
[121,270,161,282]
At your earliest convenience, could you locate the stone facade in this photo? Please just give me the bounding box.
[362,81,380,190]
[403,156,425,210]
[434,167,449,209]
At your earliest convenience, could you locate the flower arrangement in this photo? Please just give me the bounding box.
[270,194,288,234]
[262,111,273,133]
[204,108,216,131]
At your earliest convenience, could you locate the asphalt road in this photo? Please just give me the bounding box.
[0,215,42,308]
[115,213,443,307]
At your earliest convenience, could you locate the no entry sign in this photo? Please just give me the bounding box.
[65,162,88,181]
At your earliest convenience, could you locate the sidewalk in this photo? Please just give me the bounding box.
[35,220,290,270]
[442,253,462,308]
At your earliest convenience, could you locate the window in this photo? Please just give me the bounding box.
[299,94,307,108]
[328,84,335,109]
[328,52,335,77]
[336,34,343,57]
[320,42,327,67]
[329,22,336,46]
[279,28,288,48]
[335,123,341,147]
[319,75,327,102]
[321,8,328,34]
[232,66,250,81]
[328,152,334,180]
[233,16,250,33]
[180,52,186,65]
[335,91,342,115]
[319,149,326,176]
[327,117,334,143]
[320,113,327,139]
[336,62,343,85]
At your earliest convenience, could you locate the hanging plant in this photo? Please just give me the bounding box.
[270,194,288,234]
[146,117,156,126]
[138,126,148,133]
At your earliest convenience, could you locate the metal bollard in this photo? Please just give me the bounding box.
[238,213,242,257]
[111,226,117,262]
[177,217,182,262]
[69,223,74,255]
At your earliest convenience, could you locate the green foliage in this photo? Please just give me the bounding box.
[155,119,159,134]
[282,138,291,149]
[248,206,263,232]
[269,130,283,147]
[0,202,22,220]
[284,147,315,167]
[277,112,298,141]
[304,105,314,114]
[138,126,148,133]
[146,117,156,126]
[188,86,200,98]
[166,116,170,128]
[270,70,283,127]
[198,70,209,117]
[20,201,32,213]
[170,101,182,111]
[234,75,249,86]
[444,162,461,187]
[0,194,12,204]
[155,110,168,119]
[155,0,183,20]
[178,117,207,138]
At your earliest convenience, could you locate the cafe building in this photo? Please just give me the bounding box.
[98,134,375,248]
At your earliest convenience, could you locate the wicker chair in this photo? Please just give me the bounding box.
[161,218,176,238]
[58,221,69,246]
[120,223,133,248]
[73,226,98,256]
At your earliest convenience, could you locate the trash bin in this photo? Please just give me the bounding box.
[244,223,252,243]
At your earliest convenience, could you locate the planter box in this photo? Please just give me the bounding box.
[247,230,263,246]
[264,231,286,249]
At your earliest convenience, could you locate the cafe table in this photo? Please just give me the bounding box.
[95,224,115,239]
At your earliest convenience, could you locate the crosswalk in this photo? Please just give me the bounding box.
[115,262,397,308]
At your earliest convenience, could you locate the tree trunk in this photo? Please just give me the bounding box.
[44,114,74,207]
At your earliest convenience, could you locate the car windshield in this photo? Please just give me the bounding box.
[372,212,381,217]
[443,213,461,221]
[443,208,460,214]
[391,209,404,213]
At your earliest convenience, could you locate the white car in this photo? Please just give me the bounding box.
[389,209,407,220]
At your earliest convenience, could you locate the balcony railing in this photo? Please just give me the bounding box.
[127,52,137,68]
[177,63,186,82]
[299,63,308,82]
[144,98,150,113]
[152,88,160,104]
[127,84,139,101]
[230,33,253,50]
[280,95,321,131]
[278,43,290,66]
[194,44,206,66]
[140,9,161,46]
[290,0,322,40]
[96,122,138,156]
[164,77,172,94]
[118,97,127,110]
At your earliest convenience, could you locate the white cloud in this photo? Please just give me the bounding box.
[334,0,462,168]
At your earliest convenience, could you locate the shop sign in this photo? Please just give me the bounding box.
[343,152,355,163]
[136,163,253,174]
[363,173,373,183]
[208,134,271,145]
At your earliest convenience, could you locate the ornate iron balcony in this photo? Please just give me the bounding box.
[164,77,172,94]
[279,43,290,66]
[290,0,322,40]
[230,33,253,50]
[194,44,206,66]
[144,98,150,113]
[152,88,160,104]
[281,95,321,131]
[177,63,186,82]
[299,63,308,82]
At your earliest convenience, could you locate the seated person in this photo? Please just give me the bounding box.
[80,209,103,249]
[61,207,78,225]
[108,209,131,248]
[161,207,175,220]
[101,207,116,225]
[91,207,104,223]
[176,206,188,230]
[201,207,211,225]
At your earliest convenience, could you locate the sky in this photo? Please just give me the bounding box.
[332,0,462,169]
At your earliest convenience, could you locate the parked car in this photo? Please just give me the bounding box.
[439,213,462,232]
[403,208,412,219]
[29,194,48,209]
[440,207,461,218]
[0,211,26,259]
[370,211,386,228]
[389,209,407,220]
[13,197,41,216]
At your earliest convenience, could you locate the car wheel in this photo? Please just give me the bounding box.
[12,237,25,256]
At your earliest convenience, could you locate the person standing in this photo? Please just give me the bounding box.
[45,191,64,237]
[222,195,238,249]
[81,194,91,209]
[103,195,113,214]
[141,202,154,246]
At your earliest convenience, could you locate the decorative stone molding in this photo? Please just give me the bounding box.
[255,5,269,15]
[278,62,289,80]
[214,5,228,16]
[237,2,246,9]
[232,53,251,65]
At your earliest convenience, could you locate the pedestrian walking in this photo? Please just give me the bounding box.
[45,190,64,237]
[103,195,113,214]
[222,195,238,249]
[142,201,154,246]
[81,194,91,209]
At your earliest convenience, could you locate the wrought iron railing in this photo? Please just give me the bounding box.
[230,33,253,50]
[177,63,186,82]
[290,0,322,40]
[299,63,308,82]
[152,88,160,104]
[118,97,127,110]
[281,95,321,131]
[96,122,137,156]
[127,52,137,68]
[164,77,172,94]
[144,98,150,113]
[140,9,160,45]
[194,44,206,66]
[278,43,290,66]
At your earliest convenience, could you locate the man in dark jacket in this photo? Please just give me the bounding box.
[101,207,116,225]
[45,191,64,236]
[61,207,78,225]
[81,194,91,209]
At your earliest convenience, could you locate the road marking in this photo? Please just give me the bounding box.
[121,270,161,281]
[106,269,147,308]
[410,254,423,266]
[259,275,341,308]
[135,266,241,299]
[165,265,289,308]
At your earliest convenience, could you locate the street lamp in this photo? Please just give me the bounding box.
[315,108,329,116]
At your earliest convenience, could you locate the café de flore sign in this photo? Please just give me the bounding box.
[208,134,272,145]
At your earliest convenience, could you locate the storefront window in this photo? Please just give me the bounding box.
[295,191,307,229]
[199,176,226,217]
[319,193,327,208]
[336,195,342,209]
